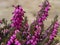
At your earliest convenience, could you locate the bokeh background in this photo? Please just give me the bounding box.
[0,0,60,43]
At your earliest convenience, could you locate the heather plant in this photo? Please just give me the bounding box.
[0,0,60,45]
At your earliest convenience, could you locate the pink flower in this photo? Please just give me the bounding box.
[11,5,25,29]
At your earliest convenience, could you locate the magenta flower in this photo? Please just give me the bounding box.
[38,0,51,22]
[15,39,21,45]
[11,5,25,29]
[0,0,59,45]
[45,21,59,45]
[26,25,41,45]
[7,29,21,45]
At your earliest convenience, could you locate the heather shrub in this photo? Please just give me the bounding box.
[0,0,60,45]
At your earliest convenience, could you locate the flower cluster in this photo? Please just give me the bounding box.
[15,39,21,45]
[50,21,59,40]
[45,21,59,45]
[0,0,59,45]
[26,36,38,45]
[26,25,41,45]
[7,30,21,45]
[38,0,51,25]
[11,5,25,29]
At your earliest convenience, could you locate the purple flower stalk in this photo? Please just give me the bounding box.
[26,36,38,45]
[7,34,16,45]
[11,5,25,29]
[26,0,51,45]
[7,5,25,45]
[45,21,59,45]
[6,29,21,45]
[49,21,59,40]
[26,25,41,45]
[38,0,51,23]
[15,39,21,45]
